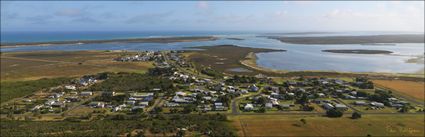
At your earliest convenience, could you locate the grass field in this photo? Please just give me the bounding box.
[185,45,283,75]
[1,51,154,81]
[372,80,424,101]
[229,115,424,137]
[0,77,72,103]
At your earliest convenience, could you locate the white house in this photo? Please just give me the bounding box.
[371,102,385,108]
[335,104,348,111]
[265,103,273,109]
[354,101,367,106]
[80,91,93,96]
[244,104,254,111]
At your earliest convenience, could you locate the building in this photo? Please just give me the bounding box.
[335,104,348,111]
[354,101,367,106]
[80,91,93,96]
[88,102,105,108]
[244,104,254,111]
[280,104,291,109]
[265,103,273,109]
[322,103,334,110]
[249,84,259,92]
[370,102,385,108]
[65,85,77,90]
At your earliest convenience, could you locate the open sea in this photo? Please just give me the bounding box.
[1,31,424,74]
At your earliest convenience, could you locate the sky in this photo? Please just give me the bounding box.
[1,1,424,32]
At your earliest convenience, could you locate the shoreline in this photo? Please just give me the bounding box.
[321,49,393,54]
[0,36,218,48]
[267,34,425,44]
[239,52,425,80]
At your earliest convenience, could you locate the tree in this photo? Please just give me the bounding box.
[399,105,410,113]
[175,129,186,137]
[152,107,163,114]
[183,104,195,114]
[351,112,362,119]
[326,109,343,118]
[296,94,309,105]
[257,107,266,113]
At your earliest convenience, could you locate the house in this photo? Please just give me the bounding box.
[45,100,56,105]
[165,102,180,107]
[113,106,122,112]
[317,93,325,97]
[335,104,348,111]
[203,96,212,100]
[271,99,279,106]
[31,105,44,111]
[388,97,398,102]
[176,91,187,96]
[244,104,254,111]
[265,103,273,109]
[322,103,334,110]
[172,96,190,103]
[249,84,259,92]
[370,102,385,108]
[214,102,227,111]
[102,91,116,97]
[65,96,80,102]
[344,95,357,99]
[51,92,64,98]
[131,106,145,111]
[88,102,105,108]
[214,102,223,106]
[354,101,367,106]
[138,101,149,106]
[199,105,212,111]
[280,104,291,109]
[126,100,136,105]
[51,101,65,107]
[65,85,77,90]
[131,92,154,98]
[80,91,93,96]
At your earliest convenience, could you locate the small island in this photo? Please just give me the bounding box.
[226,38,244,40]
[322,49,393,54]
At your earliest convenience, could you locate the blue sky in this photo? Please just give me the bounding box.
[1,1,424,32]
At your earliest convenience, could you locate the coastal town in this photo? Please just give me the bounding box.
[1,50,423,121]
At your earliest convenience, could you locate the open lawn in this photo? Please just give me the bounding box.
[1,51,154,81]
[230,115,424,137]
[372,80,424,101]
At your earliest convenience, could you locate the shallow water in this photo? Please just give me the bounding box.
[1,33,424,73]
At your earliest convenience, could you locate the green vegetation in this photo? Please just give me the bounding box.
[0,77,71,103]
[0,119,138,136]
[326,109,344,118]
[201,67,223,78]
[352,112,362,119]
[89,72,173,91]
[1,114,235,137]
